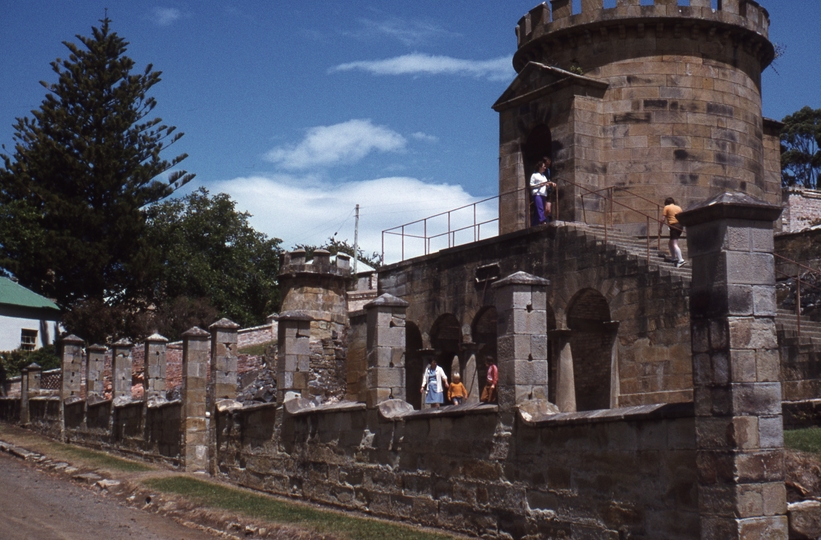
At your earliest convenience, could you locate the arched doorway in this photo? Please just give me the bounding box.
[430,313,462,383]
[472,307,498,396]
[566,288,614,411]
[405,322,424,410]
[522,124,553,226]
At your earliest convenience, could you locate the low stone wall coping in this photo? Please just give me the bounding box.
[379,399,498,421]
[521,402,694,427]
[285,398,367,416]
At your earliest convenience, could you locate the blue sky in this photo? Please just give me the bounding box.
[2,1,819,263]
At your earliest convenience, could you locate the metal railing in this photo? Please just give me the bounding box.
[382,178,673,265]
[774,254,821,338]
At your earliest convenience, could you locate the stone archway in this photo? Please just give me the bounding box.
[566,288,614,411]
[430,314,461,383]
[522,124,553,226]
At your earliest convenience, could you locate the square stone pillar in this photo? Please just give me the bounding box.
[209,319,239,400]
[677,192,787,539]
[364,294,409,408]
[20,363,40,425]
[492,271,550,412]
[111,338,133,401]
[276,311,313,403]
[86,344,107,399]
[144,334,168,400]
[548,329,576,412]
[58,334,84,400]
[181,326,210,473]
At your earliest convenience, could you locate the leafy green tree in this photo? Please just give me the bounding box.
[295,236,383,270]
[0,345,61,377]
[143,188,282,339]
[781,106,821,188]
[0,18,193,339]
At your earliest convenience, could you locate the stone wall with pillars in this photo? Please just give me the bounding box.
[86,344,107,400]
[493,272,550,411]
[181,327,210,473]
[209,319,239,401]
[58,335,84,400]
[111,339,133,401]
[143,335,168,399]
[364,294,408,407]
[276,311,312,402]
[678,192,787,539]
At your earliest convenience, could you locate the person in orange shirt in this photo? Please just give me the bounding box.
[659,197,686,268]
[447,373,468,405]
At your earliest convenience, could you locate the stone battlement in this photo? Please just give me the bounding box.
[515,0,772,72]
[278,249,351,279]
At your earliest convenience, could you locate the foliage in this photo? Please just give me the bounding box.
[0,18,193,342]
[143,187,282,339]
[0,345,61,377]
[781,106,821,188]
[295,236,383,270]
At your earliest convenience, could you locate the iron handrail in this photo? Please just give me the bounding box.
[382,178,675,264]
[774,253,821,338]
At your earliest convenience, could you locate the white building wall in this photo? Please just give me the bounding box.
[0,312,59,352]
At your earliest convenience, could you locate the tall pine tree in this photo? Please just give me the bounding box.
[0,18,194,339]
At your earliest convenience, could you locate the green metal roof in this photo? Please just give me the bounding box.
[0,277,60,311]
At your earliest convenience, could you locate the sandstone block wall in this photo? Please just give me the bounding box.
[216,403,698,538]
[378,223,693,408]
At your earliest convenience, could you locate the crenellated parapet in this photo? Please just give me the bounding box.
[279,249,351,280]
[514,0,773,73]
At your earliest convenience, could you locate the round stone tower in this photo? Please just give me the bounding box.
[494,0,780,235]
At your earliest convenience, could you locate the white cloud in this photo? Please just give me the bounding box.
[212,174,498,265]
[264,119,406,170]
[152,7,182,26]
[411,132,438,143]
[348,17,458,47]
[330,53,514,82]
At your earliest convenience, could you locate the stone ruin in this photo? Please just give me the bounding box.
[4,1,821,537]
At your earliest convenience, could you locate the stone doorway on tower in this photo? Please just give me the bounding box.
[429,314,462,401]
[471,307,498,399]
[566,288,616,411]
[405,322,424,410]
[522,124,553,227]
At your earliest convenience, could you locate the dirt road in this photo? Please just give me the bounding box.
[0,451,218,540]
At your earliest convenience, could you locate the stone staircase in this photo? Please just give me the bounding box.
[563,221,821,404]
[562,222,692,281]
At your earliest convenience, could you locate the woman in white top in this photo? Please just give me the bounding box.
[420,358,449,408]
[530,157,556,225]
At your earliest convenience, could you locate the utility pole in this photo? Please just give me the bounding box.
[353,204,359,276]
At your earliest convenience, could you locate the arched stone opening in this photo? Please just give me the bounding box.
[567,288,615,411]
[472,307,498,396]
[405,322,424,410]
[522,124,553,227]
[429,313,462,383]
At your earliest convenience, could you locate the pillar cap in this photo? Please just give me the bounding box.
[677,191,782,227]
[145,333,169,343]
[25,362,42,371]
[182,326,210,339]
[87,343,107,352]
[59,334,84,344]
[209,318,240,330]
[364,293,409,309]
[112,337,133,347]
[492,271,550,289]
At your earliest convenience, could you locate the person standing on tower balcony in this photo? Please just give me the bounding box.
[659,197,686,268]
[530,157,556,226]
[421,358,448,409]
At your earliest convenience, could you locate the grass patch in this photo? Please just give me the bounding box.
[785,426,821,455]
[143,476,455,540]
[238,341,274,356]
[57,445,152,472]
